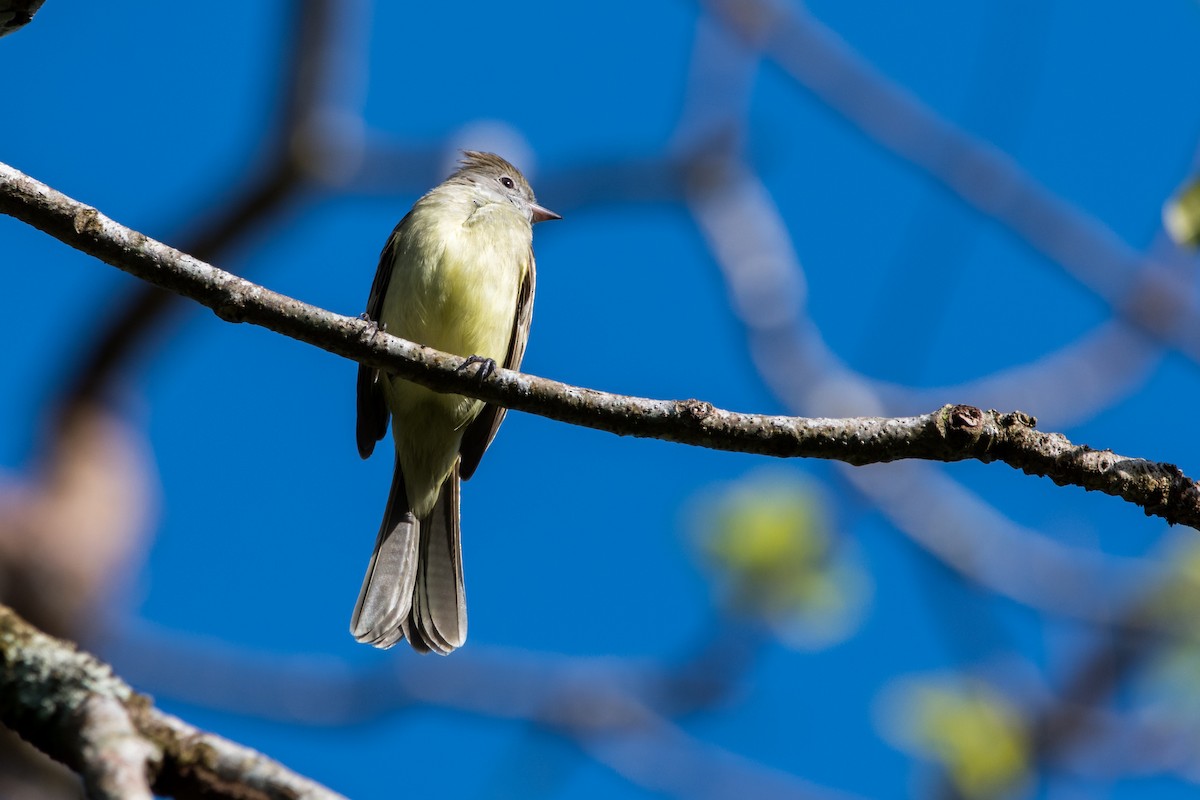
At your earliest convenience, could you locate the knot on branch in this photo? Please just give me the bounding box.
[72,207,101,237]
[677,399,715,425]
[941,406,1038,458]
[943,404,986,447]
[213,291,248,323]
[996,410,1037,430]
[1143,461,1196,524]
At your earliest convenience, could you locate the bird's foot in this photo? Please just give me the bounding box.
[358,313,385,341]
[456,354,497,381]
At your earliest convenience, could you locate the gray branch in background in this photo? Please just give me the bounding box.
[701,0,1200,360]
[2,160,1199,529]
[0,605,345,800]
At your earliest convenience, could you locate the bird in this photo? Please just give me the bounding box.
[351,151,559,653]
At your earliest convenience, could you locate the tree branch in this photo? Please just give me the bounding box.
[0,604,345,799]
[0,0,44,37]
[2,160,1199,528]
[57,0,344,421]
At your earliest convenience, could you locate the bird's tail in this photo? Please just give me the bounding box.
[350,459,466,654]
[410,462,466,654]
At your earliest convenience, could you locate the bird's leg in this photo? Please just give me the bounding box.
[457,354,497,381]
[358,313,385,341]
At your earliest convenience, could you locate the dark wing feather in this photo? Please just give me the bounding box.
[458,248,536,481]
[356,214,409,459]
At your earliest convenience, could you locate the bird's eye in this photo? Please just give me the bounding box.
[500,176,515,189]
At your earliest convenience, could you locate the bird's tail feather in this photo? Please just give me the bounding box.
[350,459,466,654]
[350,458,419,647]
[410,464,466,654]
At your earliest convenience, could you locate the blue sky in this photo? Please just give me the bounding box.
[4,2,1200,798]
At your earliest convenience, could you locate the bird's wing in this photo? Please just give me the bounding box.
[356,214,409,459]
[458,248,536,480]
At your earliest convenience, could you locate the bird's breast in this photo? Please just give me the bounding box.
[383,201,528,362]
[376,195,533,513]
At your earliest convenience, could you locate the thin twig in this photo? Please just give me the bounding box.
[2,160,1199,528]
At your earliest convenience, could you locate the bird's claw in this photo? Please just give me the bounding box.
[358,313,385,341]
[457,354,497,381]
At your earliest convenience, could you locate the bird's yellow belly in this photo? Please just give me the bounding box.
[378,203,528,514]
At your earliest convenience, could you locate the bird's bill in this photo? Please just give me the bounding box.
[531,203,562,223]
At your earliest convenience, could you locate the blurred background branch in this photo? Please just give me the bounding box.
[0,604,346,800]
[3,1,1200,799]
